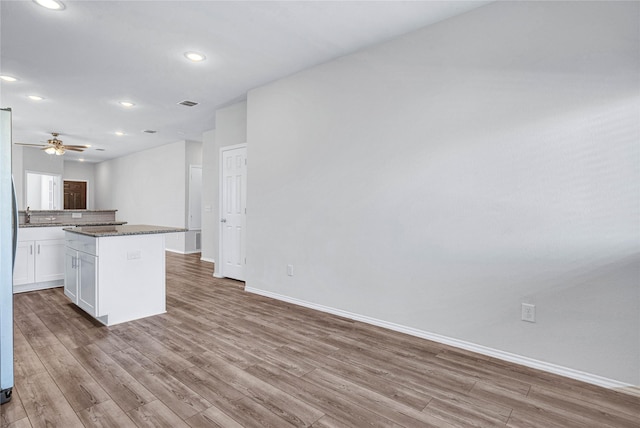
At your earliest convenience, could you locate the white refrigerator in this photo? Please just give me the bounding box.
[0,107,15,404]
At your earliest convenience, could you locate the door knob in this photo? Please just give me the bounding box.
[220,218,227,223]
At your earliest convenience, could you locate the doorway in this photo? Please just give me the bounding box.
[63,180,87,210]
[26,172,62,210]
[218,145,247,281]
[189,165,202,230]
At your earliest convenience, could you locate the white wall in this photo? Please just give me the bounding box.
[63,160,96,210]
[11,145,24,209]
[246,1,639,385]
[17,147,64,210]
[95,141,187,226]
[201,129,217,262]
[185,140,203,230]
[14,148,95,210]
[200,102,247,268]
[169,140,203,253]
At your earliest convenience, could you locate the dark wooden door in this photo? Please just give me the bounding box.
[64,180,87,209]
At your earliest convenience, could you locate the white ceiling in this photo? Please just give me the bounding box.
[1,0,489,162]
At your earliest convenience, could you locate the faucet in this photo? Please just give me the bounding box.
[25,206,30,224]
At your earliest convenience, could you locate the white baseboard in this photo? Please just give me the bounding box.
[200,257,215,263]
[14,280,63,294]
[165,249,201,255]
[245,287,633,390]
[165,248,184,254]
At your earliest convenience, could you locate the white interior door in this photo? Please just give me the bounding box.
[189,165,202,230]
[220,146,246,281]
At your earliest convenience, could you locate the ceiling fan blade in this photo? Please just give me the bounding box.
[65,147,85,152]
[64,145,90,149]
[15,143,47,147]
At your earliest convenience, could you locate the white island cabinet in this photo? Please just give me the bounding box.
[64,225,186,326]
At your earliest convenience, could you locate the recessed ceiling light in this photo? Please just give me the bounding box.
[184,51,206,62]
[33,0,65,11]
[115,131,125,136]
[78,159,85,162]
[0,75,18,82]
[28,95,44,101]
[119,101,134,108]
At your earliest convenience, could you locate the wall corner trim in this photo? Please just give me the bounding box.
[245,287,634,390]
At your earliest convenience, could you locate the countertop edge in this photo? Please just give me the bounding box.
[18,209,119,213]
[20,221,128,228]
[64,224,187,237]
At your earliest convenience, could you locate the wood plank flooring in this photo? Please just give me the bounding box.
[1,252,638,427]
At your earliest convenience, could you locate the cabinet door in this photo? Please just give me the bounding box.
[35,239,66,282]
[64,248,78,303]
[13,241,35,286]
[77,252,98,316]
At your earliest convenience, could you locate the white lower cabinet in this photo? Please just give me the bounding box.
[65,247,98,317]
[35,239,66,282]
[13,241,35,285]
[13,227,66,292]
[64,248,78,303]
[78,252,98,316]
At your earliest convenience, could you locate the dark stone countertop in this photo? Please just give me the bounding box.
[63,224,187,237]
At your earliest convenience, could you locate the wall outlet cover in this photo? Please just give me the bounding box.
[522,303,536,323]
[127,250,142,260]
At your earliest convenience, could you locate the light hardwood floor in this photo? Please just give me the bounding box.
[1,253,638,427]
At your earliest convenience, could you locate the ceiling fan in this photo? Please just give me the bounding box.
[16,133,89,155]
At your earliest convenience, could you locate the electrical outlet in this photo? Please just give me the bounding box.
[287,264,294,276]
[521,303,536,323]
[127,250,142,260]
[71,212,82,219]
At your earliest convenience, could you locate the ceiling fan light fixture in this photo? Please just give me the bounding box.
[0,75,18,82]
[44,147,56,155]
[34,0,65,10]
[184,51,206,62]
[55,147,65,155]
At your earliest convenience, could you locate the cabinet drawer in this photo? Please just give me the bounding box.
[17,226,65,241]
[65,233,97,255]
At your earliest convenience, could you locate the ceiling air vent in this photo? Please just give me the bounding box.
[143,130,157,134]
[178,100,198,107]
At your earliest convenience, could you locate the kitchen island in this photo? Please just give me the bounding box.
[63,225,186,326]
